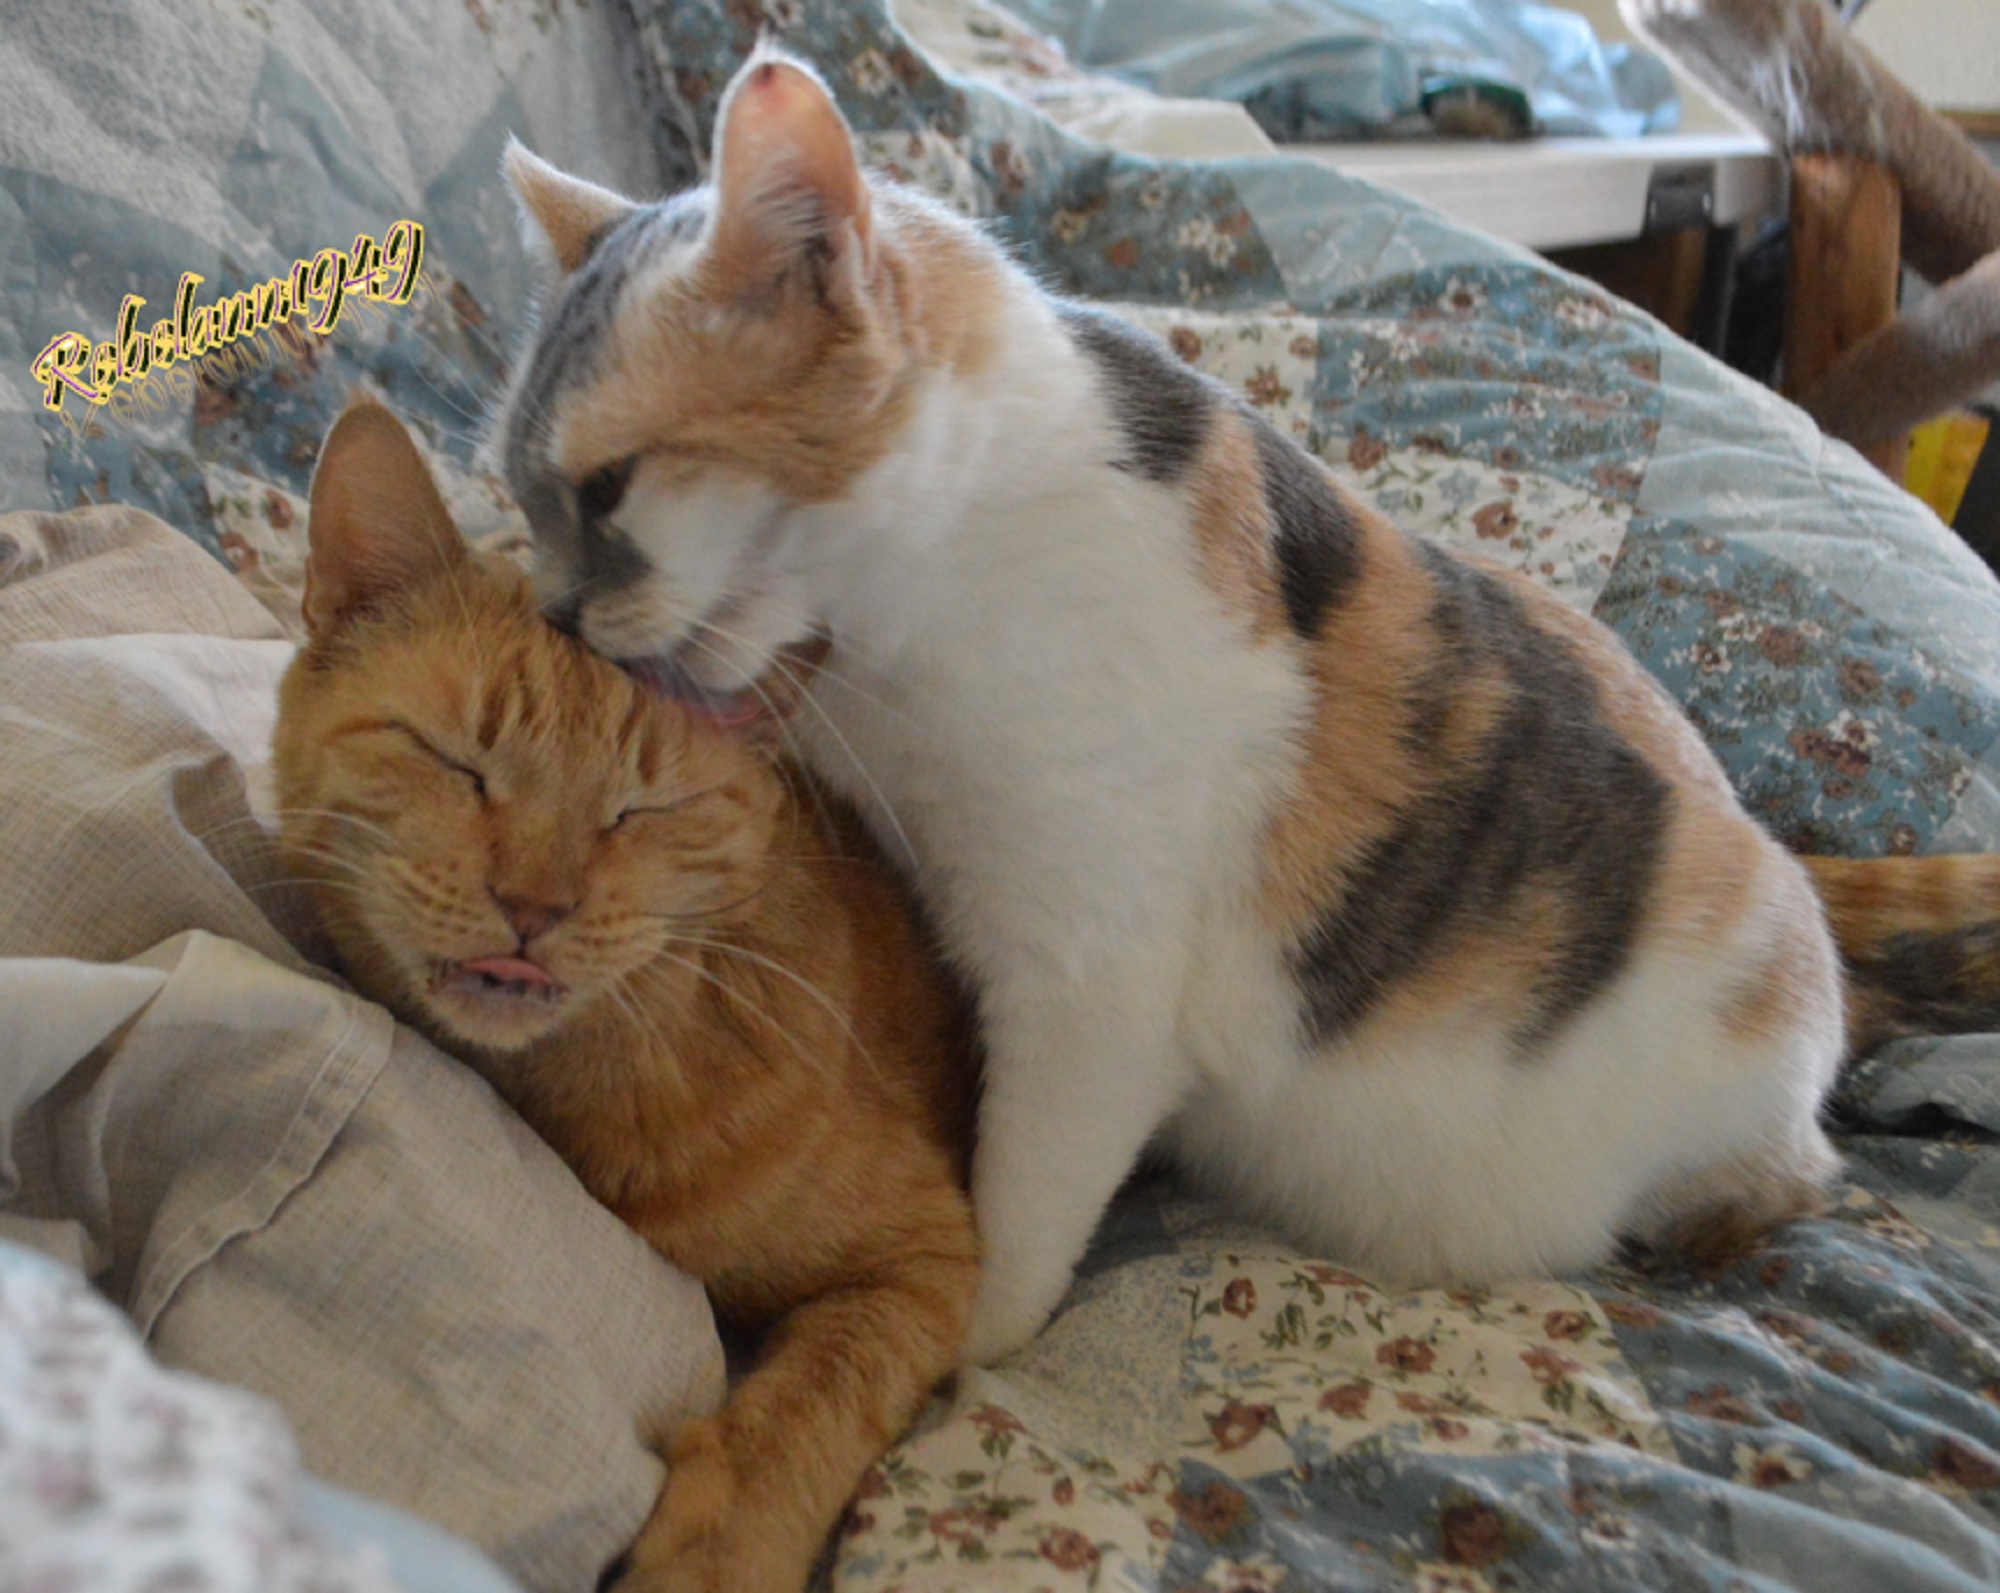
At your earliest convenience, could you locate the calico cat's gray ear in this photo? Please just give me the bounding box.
[502,140,638,277]
[303,399,467,636]
[708,44,875,294]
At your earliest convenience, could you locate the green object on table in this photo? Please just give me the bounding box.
[1421,74,1534,139]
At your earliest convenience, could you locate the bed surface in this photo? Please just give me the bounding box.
[4,2,2000,1590]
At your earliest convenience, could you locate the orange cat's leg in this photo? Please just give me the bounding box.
[611,1247,977,1593]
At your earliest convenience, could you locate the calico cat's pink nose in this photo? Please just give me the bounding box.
[493,891,575,944]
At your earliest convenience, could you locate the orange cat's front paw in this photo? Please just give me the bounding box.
[609,1417,812,1593]
[613,1418,734,1593]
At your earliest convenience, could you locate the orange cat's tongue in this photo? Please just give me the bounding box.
[460,956,557,988]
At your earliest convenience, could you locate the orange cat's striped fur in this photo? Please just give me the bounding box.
[271,401,980,1593]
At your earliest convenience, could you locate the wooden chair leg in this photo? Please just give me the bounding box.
[1786,152,1909,480]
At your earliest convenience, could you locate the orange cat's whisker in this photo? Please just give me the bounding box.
[241,876,366,900]
[192,809,364,846]
[662,931,879,1079]
[640,874,783,923]
[630,953,831,1083]
[769,649,914,731]
[254,806,401,851]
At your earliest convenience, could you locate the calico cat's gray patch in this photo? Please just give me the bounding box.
[1291,543,1670,1054]
[503,193,710,598]
[1057,302,1213,484]
[1252,423,1361,638]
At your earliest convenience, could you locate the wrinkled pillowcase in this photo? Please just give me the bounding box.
[0,505,727,1593]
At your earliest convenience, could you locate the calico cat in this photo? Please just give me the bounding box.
[491,45,2000,1365]
[271,400,981,1593]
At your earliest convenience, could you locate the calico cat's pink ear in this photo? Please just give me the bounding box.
[503,141,638,277]
[708,45,874,294]
[303,399,468,636]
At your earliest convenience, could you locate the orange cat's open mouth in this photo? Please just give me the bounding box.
[622,630,832,728]
[440,956,565,1004]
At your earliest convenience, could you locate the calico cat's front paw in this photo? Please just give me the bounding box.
[960,1265,1060,1365]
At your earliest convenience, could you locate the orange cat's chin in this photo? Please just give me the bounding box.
[425,958,576,1051]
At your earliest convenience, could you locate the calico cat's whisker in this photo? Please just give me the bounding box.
[381,323,499,430]
[685,616,915,872]
[668,626,852,841]
[783,686,918,873]
[407,413,493,455]
[765,643,912,724]
[536,572,598,622]
[694,610,915,729]
[671,623,791,720]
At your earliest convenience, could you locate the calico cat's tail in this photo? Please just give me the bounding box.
[1803,854,2000,1054]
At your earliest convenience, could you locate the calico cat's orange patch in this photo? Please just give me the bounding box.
[1721,910,1833,1048]
[872,188,1006,380]
[1637,1148,1832,1273]
[1256,512,1445,940]
[274,401,980,1593]
[545,190,1004,508]
[1187,408,1289,641]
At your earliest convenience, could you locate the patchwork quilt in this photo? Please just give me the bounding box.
[4,1,2000,1589]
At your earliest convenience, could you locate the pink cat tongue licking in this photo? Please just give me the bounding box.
[623,633,832,728]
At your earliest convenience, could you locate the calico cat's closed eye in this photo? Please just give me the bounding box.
[578,458,635,522]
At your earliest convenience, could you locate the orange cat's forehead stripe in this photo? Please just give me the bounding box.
[616,690,667,784]
[476,680,507,753]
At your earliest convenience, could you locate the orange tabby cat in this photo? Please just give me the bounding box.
[271,399,981,1593]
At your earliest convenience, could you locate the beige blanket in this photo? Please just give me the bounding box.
[0,506,726,1593]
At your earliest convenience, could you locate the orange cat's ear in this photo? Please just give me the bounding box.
[708,45,874,298]
[503,140,638,277]
[303,400,467,636]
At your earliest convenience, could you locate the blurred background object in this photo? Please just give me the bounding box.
[992,0,1683,140]
[1624,0,2000,553]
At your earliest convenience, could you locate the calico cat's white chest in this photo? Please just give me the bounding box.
[786,448,1308,993]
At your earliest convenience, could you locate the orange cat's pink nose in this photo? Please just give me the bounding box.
[493,891,575,944]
